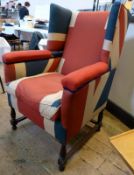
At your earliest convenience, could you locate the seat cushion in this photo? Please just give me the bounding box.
[6,73,64,123]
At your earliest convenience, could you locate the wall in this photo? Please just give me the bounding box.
[17,0,94,16]
[109,23,134,117]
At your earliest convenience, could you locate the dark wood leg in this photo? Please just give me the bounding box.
[58,144,66,171]
[97,110,104,131]
[0,76,5,93]
[56,111,104,171]
[10,107,27,130]
[91,110,104,131]
[10,107,17,130]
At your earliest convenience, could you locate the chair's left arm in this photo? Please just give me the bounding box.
[3,50,61,83]
[61,62,109,142]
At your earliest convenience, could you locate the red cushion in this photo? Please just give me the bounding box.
[3,50,51,64]
[15,73,64,128]
[62,62,108,91]
[62,12,109,74]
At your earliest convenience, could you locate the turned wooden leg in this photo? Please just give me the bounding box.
[58,144,66,171]
[10,107,27,130]
[10,107,17,130]
[97,110,104,131]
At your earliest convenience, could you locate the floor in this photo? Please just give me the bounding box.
[0,64,133,175]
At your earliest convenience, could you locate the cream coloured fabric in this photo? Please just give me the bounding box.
[0,37,11,62]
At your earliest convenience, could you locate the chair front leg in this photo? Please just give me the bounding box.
[58,144,67,171]
[10,107,17,130]
[10,107,27,130]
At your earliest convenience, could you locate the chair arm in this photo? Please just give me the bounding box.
[2,50,51,64]
[61,64,110,142]
[62,62,108,92]
[3,50,61,83]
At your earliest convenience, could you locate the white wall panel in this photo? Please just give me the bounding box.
[109,23,134,117]
[16,0,94,16]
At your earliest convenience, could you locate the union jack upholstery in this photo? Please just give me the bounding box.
[3,2,128,146]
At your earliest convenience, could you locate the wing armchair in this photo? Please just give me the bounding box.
[2,1,128,171]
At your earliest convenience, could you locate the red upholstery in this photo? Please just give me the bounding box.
[4,64,16,83]
[119,5,126,55]
[47,41,66,51]
[62,62,108,91]
[3,50,51,64]
[61,85,89,141]
[16,73,64,128]
[62,12,109,74]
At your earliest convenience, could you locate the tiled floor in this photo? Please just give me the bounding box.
[0,64,133,175]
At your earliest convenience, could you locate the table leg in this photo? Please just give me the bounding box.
[0,76,5,93]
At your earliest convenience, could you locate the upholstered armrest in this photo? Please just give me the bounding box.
[62,62,108,92]
[61,63,110,142]
[3,50,51,64]
[3,50,61,83]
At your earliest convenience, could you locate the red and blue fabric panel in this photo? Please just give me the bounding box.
[96,1,128,111]
[3,50,61,83]
[47,3,72,51]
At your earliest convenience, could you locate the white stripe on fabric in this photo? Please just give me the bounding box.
[56,58,65,73]
[6,77,27,96]
[92,72,109,111]
[104,16,109,30]
[14,63,26,79]
[44,118,55,137]
[39,90,63,119]
[82,72,109,128]
[6,73,53,96]
[82,81,95,127]
[48,33,66,41]
[110,21,119,69]
[69,11,79,27]
[10,94,19,111]
[44,59,54,72]
[124,9,128,35]
[102,39,112,51]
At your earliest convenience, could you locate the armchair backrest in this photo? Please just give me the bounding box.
[47,2,128,75]
[62,11,108,74]
[61,2,128,75]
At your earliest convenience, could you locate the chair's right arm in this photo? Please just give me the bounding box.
[2,50,61,83]
[61,62,110,143]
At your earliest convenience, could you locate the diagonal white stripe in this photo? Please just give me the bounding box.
[69,11,79,27]
[48,33,66,41]
[103,39,112,51]
[40,90,63,119]
[6,73,53,96]
[110,20,119,69]
[44,118,55,137]
[82,72,110,127]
